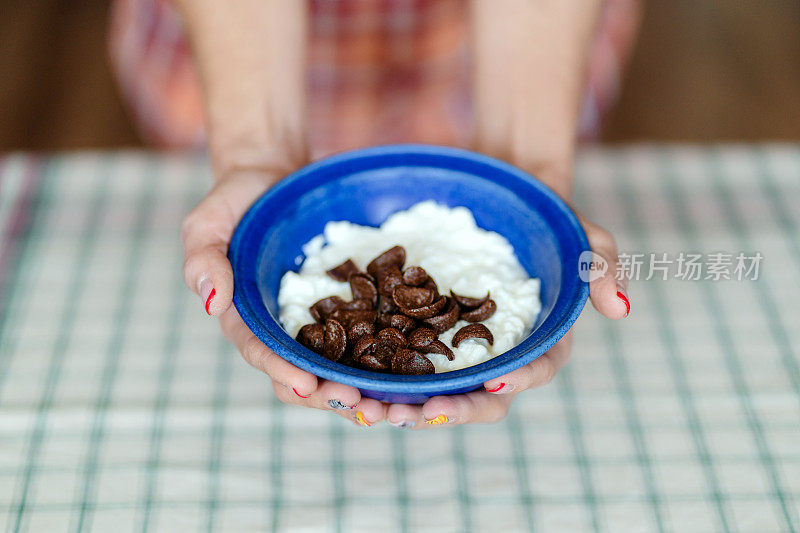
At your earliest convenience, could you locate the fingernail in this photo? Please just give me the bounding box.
[200,278,215,315]
[328,399,354,410]
[388,419,415,429]
[355,411,371,427]
[292,387,310,399]
[486,382,505,393]
[616,284,630,317]
[425,414,449,425]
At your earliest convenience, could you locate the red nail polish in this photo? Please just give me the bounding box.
[617,290,630,317]
[204,288,216,315]
[486,382,505,393]
[292,387,310,399]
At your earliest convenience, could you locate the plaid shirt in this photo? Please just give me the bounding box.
[109,0,640,158]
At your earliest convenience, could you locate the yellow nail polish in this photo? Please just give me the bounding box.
[425,414,449,425]
[355,411,371,427]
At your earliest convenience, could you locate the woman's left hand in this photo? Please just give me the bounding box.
[382,215,629,429]
[375,0,627,429]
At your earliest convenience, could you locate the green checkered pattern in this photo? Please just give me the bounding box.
[0,147,798,532]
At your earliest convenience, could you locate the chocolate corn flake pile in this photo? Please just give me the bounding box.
[294,245,497,375]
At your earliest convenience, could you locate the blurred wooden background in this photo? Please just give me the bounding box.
[1,0,799,150]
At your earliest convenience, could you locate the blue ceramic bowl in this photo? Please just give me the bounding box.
[230,145,589,404]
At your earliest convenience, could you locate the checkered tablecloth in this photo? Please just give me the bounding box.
[0,146,798,532]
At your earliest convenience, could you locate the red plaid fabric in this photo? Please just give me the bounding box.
[109,0,639,158]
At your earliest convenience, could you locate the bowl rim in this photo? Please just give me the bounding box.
[230,144,590,393]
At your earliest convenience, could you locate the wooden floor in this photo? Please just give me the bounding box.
[1,0,799,150]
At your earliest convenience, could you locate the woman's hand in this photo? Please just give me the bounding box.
[177,0,387,426]
[383,215,629,429]
[377,0,626,428]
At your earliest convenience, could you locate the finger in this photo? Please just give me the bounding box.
[483,331,573,394]
[220,306,318,396]
[182,173,271,316]
[271,379,306,405]
[272,378,386,428]
[386,403,425,430]
[579,216,630,319]
[269,378,361,413]
[334,397,387,428]
[420,390,514,427]
[307,380,362,412]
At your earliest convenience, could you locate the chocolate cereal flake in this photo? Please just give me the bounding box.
[401,295,446,319]
[452,323,494,348]
[408,327,437,350]
[460,299,497,322]
[337,350,358,368]
[450,290,490,309]
[323,319,347,361]
[391,349,435,375]
[296,323,324,354]
[309,296,344,323]
[422,297,460,333]
[339,299,373,311]
[378,295,400,316]
[356,334,392,371]
[326,259,360,282]
[422,278,440,298]
[329,308,378,328]
[375,313,393,330]
[373,336,402,369]
[367,246,406,278]
[421,339,455,361]
[402,266,428,286]
[348,321,374,342]
[349,273,378,306]
[360,352,391,371]
[377,265,403,297]
[392,285,434,309]
[376,327,407,347]
[353,335,375,362]
[389,314,416,334]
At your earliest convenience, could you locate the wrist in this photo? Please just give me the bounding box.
[211,141,309,187]
[473,141,574,200]
[519,158,574,201]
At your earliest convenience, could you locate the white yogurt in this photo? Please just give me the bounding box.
[277,201,541,372]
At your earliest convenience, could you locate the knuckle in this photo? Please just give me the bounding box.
[428,395,459,415]
[218,316,236,340]
[181,196,233,247]
[552,335,574,362]
[272,382,295,405]
[181,203,213,244]
[180,212,197,243]
[537,360,558,386]
[526,358,556,388]
[486,406,510,424]
[590,225,617,252]
[243,335,270,372]
[183,251,202,277]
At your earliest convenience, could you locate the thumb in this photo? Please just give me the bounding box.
[579,215,630,320]
[182,172,271,315]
